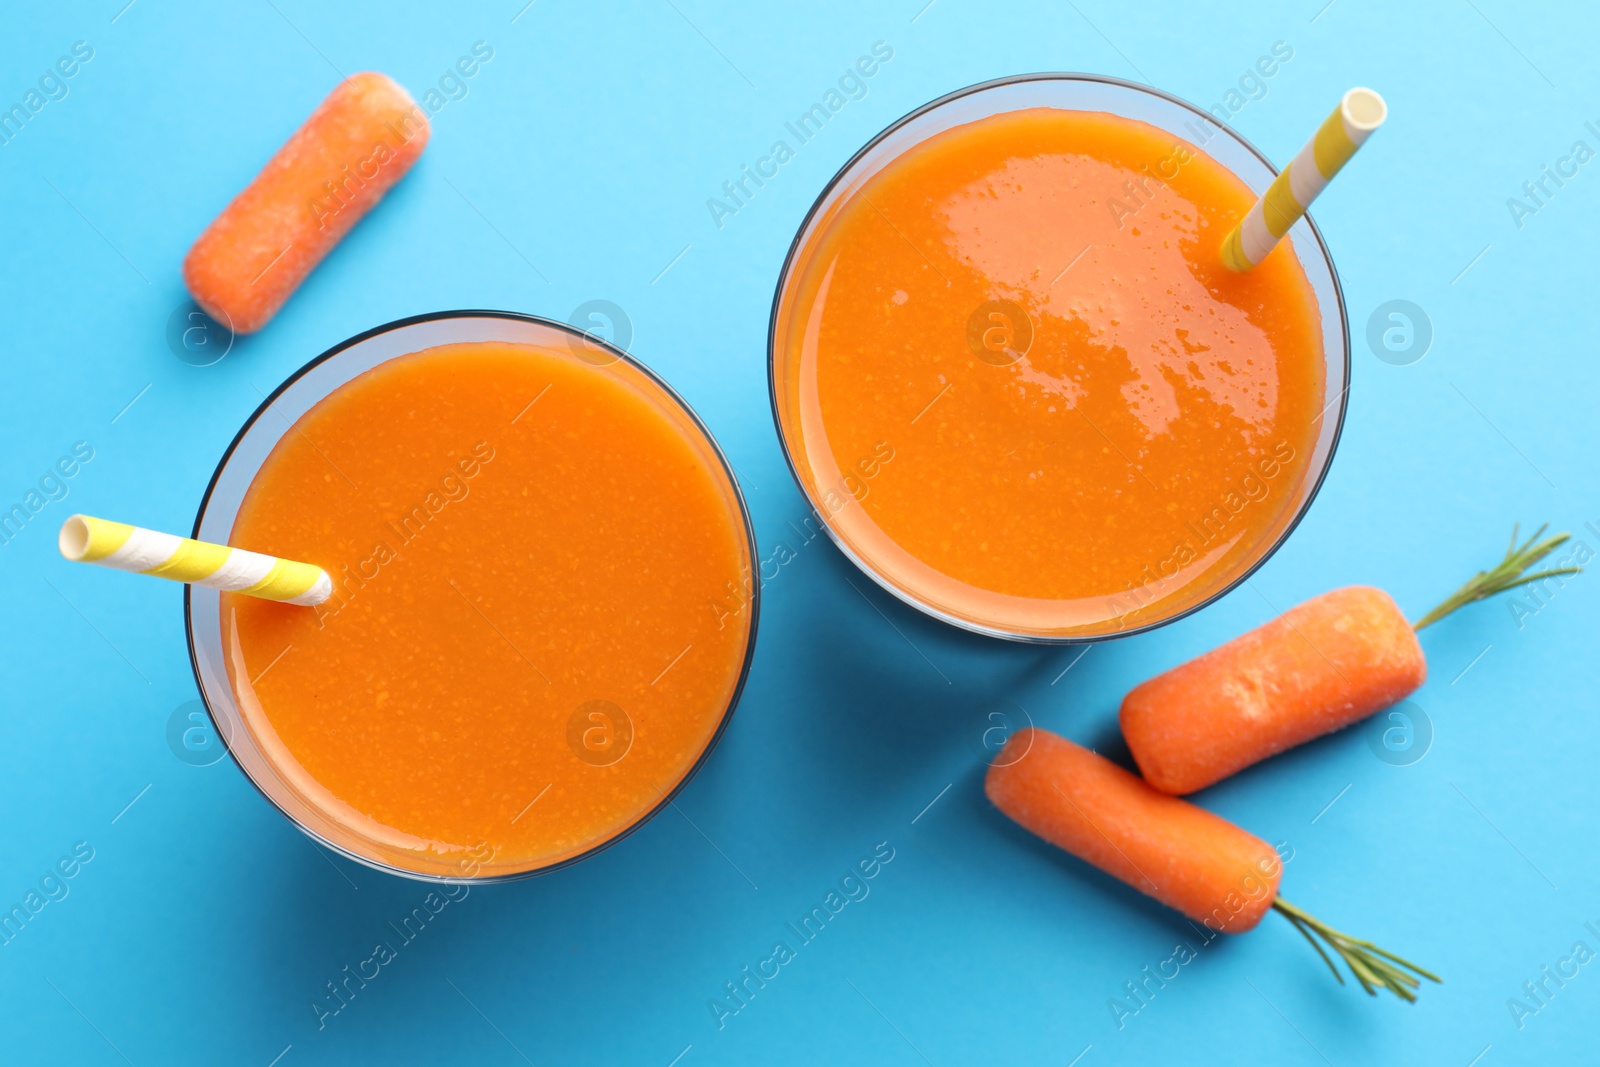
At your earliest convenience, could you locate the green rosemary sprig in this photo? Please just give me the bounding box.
[1412,523,1583,631]
[1272,898,1441,1002]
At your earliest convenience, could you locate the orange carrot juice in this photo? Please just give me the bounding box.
[772,106,1327,638]
[221,341,754,878]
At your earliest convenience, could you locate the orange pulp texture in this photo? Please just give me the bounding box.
[774,108,1327,637]
[222,342,754,877]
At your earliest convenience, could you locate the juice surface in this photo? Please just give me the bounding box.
[222,341,754,877]
[775,108,1327,636]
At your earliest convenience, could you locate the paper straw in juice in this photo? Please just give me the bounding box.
[1220,87,1386,271]
[58,514,332,606]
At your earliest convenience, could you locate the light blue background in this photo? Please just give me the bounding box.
[2,1,1596,1063]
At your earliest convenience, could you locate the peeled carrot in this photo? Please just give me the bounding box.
[1122,586,1424,795]
[987,727,1439,999]
[1122,524,1580,795]
[183,72,429,333]
[987,726,1281,932]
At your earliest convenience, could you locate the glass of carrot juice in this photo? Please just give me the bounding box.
[187,311,758,881]
[769,74,1350,642]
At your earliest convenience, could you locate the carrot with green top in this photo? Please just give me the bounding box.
[986,727,1439,1000]
[1122,524,1581,795]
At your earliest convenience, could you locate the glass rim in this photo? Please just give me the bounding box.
[765,72,1352,645]
[184,309,763,883]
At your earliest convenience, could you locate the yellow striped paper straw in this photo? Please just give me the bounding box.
[1220,87,1387,272]
[58,514,332,606]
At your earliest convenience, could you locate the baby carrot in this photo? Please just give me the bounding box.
[1122,524,1580,795]
[183,72,429,334]
[987,726,1282,932]
[1122,585,1423,795]
[987,727,1439,1000]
